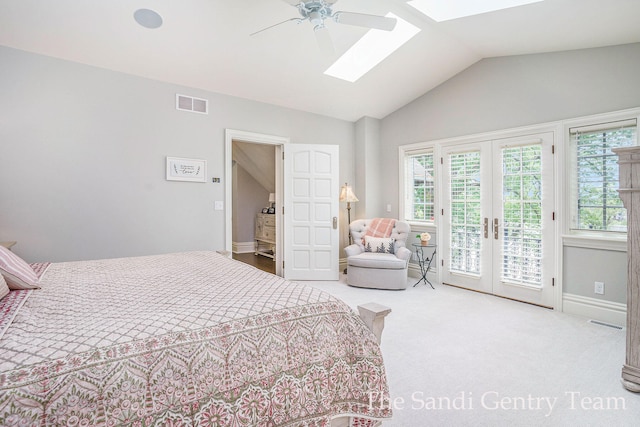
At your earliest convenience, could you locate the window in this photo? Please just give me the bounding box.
[571,119,637,233]
[404,150,435,222]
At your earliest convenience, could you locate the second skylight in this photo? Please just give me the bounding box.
[408,0,543,22]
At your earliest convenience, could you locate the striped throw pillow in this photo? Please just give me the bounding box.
[0,246,40,290]
[0,274,8,300]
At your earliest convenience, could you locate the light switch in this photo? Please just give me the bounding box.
[386,204,392,212]
[214,201,224,210]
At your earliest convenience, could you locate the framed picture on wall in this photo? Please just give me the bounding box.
[166,157,207,182]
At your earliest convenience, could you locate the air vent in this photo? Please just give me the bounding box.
[176,94,208,114]
[588,319,623,330]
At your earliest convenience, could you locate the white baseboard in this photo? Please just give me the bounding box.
[233,241,255,254]
[408,263,438,278]
[408,263,421,278]
[562,293,626,327]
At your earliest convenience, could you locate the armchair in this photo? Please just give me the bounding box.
[344,219,412,290]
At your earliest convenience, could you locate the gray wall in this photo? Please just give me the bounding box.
[380,43,640,207]
[563,247,627,304]
[354,116,382,219]
[380,43,640,303]
[0,46,355,262]
[232,163,270,244]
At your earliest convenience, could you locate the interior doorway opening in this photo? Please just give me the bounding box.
[225,130,287,277]
[231,141,276,274]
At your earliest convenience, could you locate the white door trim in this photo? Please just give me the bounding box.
[224,129,289,276]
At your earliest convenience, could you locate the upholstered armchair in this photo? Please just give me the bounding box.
[344,219,412,290]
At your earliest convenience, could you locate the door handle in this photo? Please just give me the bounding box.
[494,218,499,240]
[333,217,338,229]
[483,218,489,238]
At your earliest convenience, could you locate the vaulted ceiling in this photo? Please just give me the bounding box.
[1,0,640,122]
[233,141,276,193]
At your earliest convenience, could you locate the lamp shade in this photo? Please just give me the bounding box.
[339,183,359,203]
[268,193,276,203]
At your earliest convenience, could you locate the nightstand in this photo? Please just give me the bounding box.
[255,213,276,260]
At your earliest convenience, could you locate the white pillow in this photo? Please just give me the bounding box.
[0,274,8,300]
[364,236,395,254]
[0,246,40,290]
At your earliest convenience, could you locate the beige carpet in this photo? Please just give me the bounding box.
[304,276,638,426]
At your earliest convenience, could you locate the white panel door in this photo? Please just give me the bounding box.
[441,133,555,307]
[284,144,339,280]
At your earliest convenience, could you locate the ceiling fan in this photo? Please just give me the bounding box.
[251,0,397,53]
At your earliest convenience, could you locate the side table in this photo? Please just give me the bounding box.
[412,243,437,288]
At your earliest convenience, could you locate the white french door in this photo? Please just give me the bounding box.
[283,144,340,280]
[441,133,555,307]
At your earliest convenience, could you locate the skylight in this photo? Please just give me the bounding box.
[324,13,420,83]
[408,0,543,22]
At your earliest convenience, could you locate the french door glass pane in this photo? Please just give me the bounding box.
[501,145,543,286]
[449,151,481,275]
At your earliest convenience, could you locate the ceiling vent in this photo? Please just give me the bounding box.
[176,94,208,114]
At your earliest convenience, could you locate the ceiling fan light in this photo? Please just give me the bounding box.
[309,11,324,26]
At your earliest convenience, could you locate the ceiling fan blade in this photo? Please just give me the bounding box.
[314,26,335,55]
[281,0,339,7]
[250,18,301,37]
[334,12,397,31]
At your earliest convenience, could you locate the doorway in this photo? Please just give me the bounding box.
[440,132,556,307]
[225,130,286,277]
[224,130,342,280]
[231,141,277,274]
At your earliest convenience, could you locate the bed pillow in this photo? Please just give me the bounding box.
[0,274,8,300]
[364,236,395,254]
[0,246,40,290]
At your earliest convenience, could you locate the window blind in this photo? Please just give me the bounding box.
[405,151,435,222]
[571,119,637,232]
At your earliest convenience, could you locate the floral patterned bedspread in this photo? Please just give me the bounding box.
[0,252,391,426]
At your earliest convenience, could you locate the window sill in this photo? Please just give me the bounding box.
[562,233,627,252]
[407,221,436,232]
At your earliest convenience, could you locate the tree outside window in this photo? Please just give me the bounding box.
[406,153,435,222]
[573,123,636,232]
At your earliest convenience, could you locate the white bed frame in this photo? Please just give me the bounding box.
[330,303,392,426]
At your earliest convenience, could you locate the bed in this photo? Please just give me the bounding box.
[0,251,392,426]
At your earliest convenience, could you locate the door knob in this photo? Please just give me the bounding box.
[333,217,338,229]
